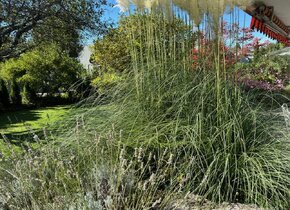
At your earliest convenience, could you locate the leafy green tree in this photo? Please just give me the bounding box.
[92,14,192,73]
[32,17,83,58]
[92,28,130,73]
[91,14,193,90]
[0,0,108,61]
[0,79,10,109]
[0,44,84,96]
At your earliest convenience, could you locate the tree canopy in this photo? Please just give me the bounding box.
[91,14,193,73]
[0,44,83,94]
[0,0,108,61]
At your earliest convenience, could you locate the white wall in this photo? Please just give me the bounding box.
[78,46,93,69]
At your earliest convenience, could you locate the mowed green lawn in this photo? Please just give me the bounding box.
[0,106,70,134]
[0,106,71,154]
[0,104,113,155]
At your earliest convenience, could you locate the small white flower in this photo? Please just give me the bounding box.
[119,147,125,160]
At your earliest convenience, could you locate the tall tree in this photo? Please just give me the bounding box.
[10,79,22,105]
[32,17,82,57]
[91,14,192,73]
[0,44,83,95]
[0,79,10,109]
[0,0,108,61]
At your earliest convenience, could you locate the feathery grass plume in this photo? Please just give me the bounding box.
[115,0,130,12]
[144,0,153,10]
[143,0,170,8]
[173,0,201,24]
[131,0,144,10]
[140,0,251,23]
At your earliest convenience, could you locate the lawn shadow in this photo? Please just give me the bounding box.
[0,109,41,130]
[0,127,52,151]
[0,106,71,149]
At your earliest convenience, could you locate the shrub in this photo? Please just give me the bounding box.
[91,72,121,94]
[235,45,290,91]
[0,44,83,96]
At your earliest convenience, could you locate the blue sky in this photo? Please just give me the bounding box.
[103,0,120,24]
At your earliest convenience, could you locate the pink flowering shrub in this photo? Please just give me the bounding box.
[191,23,253,71]
[191,22,289,91]
[235,42,290,91]
[222,22,289,91]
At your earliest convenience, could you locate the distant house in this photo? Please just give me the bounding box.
[269,47,290,56]
[78,46,98,76]
[79,46,92,68]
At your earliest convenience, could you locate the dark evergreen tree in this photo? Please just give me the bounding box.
[10,79,22,106]
[22,84,37,104]
[0,79,10,109]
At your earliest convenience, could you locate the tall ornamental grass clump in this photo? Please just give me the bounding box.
[108,0,290,208]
